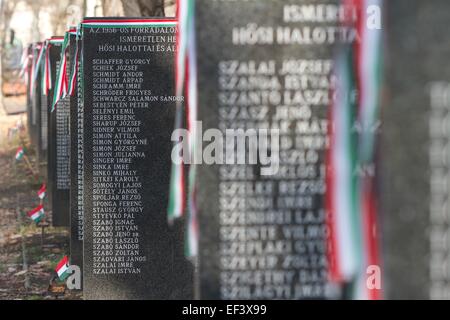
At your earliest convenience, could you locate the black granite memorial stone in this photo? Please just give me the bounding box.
[82,17,191,299]
[195,0,352,299]
[382,0,450,300]
[27,44,39,147]
[69,32,84,272]
[34,43,47,168]
[47,38,70,227]
[26,45,32,137]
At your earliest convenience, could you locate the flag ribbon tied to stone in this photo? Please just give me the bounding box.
[168,0,198,258]
[168,2,188,223]
[326,0,383,300]
[52,30,75,111]
[42,41,51,96]
[33,42,46,95]
[39,37,64,97]
[68,26,81,96]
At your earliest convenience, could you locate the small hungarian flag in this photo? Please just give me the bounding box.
[37,184,46,200]
[27,204,45,223]
[15,147,24,161]
[55,256,70,281]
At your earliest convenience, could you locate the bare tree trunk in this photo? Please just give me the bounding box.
[120,0,165,17]
[101,0,124,16]
[0,0,5,51]
[0,0,18,100]
[140,0,165,16]
[0,0,4,103]
[1,0,18,47]
[48,0,71,36]
[121,0,140,16]
[30,3,41,42]
[83,0,87,17]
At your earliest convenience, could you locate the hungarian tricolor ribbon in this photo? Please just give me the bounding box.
[49,37,65,44]
[41,37,65,98]
[185,1,199,259]
[33,42,45,91]
[52,31,74,111]
[68,26,81,96]
[326,0,383,300]
[81,18,177,28]
[354,0,383,300]
[168,0,199,258]
[168,4,189,224]
[42,41,52,95]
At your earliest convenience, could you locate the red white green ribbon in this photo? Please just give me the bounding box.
[354,0,383,300]
[82,18,177,28]
[326,0,383,300]
[186,3,199,258]
[41,37,64,97]
[49,37,64,44]
[33,42,46,95]
[68,27,81,96]
[326,43,360,287]
[52,32,73,111]
[169,0,199,257]
[168,2,190,223]
[42,41,52,95]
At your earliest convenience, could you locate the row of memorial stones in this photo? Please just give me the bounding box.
[22,0,450,300]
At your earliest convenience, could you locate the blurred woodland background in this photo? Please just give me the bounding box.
[0,0,175,47]
[0,0,175,103]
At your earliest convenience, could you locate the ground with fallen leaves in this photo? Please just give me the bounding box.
[0,105,81,300]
